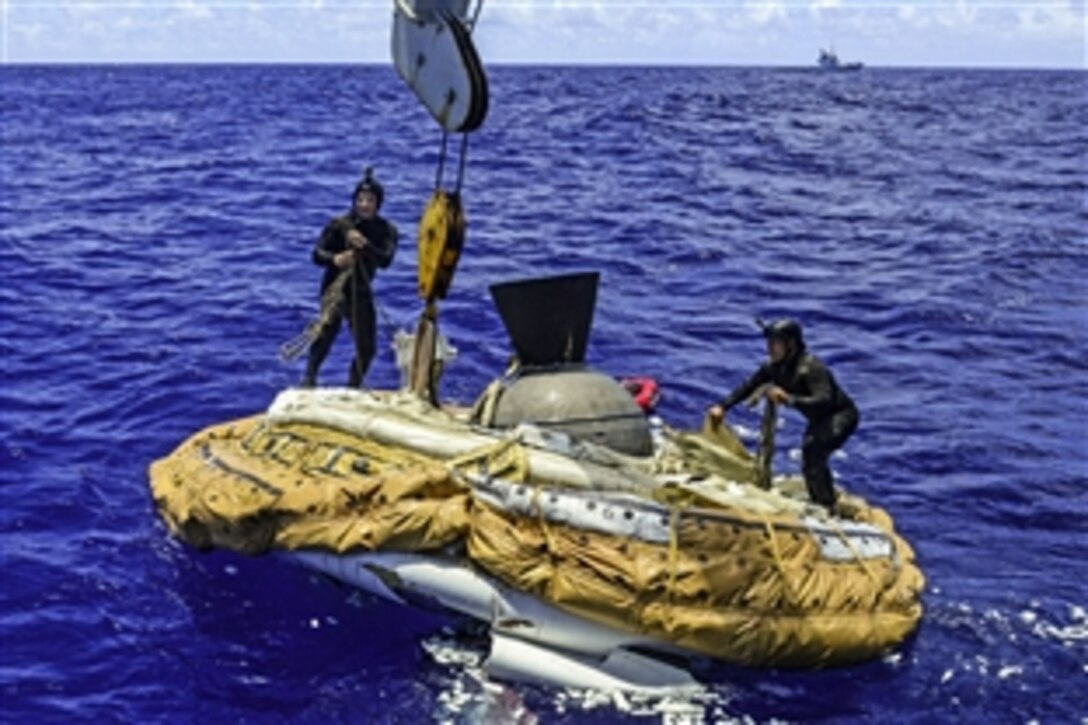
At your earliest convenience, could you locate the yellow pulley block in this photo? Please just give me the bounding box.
[417,190,466,301]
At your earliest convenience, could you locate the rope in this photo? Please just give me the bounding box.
[347,247,397,333]
[435,130,449,190]
[431,125,469,195]
[447,435,528,483]
[760,514,801,611]
[665,506,680,635]
[530,484,560,601]
[471,378,504,427]
[469,359,519,426]
[467,0,485,30]
[455,134,470,193]
[279,266,353,361]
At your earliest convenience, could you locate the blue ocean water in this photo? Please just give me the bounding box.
[1,64,1086,723]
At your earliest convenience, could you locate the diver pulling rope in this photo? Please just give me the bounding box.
[281,167,398,392]
[288,0,488,394]
[280,230,398,364]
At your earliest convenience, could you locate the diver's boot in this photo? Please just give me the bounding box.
[301,354,320,388]
[802,461,837,512]
[347,358,367,389]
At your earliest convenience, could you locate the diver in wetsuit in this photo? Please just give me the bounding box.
[303,169,398,388]
[708,319,859,510]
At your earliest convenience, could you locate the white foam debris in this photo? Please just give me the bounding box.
[576,689,613,711]
[1028,615,1088,643]
[1019,610,1037,625]
[733,424,758,441]
[996,665,1023,679]
[656,698,718,723]
[1051,622,1088,641]
[940,669,955,684]
[421,636,482,668]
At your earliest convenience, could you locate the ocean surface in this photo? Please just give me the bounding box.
[1,64,1085,723]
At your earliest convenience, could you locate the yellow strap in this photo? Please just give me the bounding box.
[447,435,528,482]
[529,484,560,600]
[665,506,680,635]
[761,514,801,610]
[508,441,528,483]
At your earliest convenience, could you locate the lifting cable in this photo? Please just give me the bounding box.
[433,129,471,195]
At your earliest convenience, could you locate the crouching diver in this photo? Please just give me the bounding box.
[708,319,859,510]
[303,168,398,388]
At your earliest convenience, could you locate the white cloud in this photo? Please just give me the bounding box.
[935,0,978,29]
[65,2,112,17]
[11,21,46,43]
[745,0,787,25]
[3,0,1084,67]
[1017,4,1086,37]
[809,0,842,17]
[177,0,213,21]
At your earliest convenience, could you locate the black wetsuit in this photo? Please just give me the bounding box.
[304,213,397,388]
[718,349,859,508]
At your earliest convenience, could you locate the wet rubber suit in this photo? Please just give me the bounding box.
[304,213,397,387]
[718,349,859,508]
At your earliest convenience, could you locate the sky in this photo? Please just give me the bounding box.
[1,0,1085,68]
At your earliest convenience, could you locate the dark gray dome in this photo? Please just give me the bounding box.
[489,368,652,456]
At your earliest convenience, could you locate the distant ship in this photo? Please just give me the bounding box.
[818,47,863,71]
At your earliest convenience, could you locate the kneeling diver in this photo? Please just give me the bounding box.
[708,319,859,510]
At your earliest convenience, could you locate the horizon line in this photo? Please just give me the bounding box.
[2,59,1084,71]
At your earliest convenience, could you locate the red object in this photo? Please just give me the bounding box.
[620,377,660,413]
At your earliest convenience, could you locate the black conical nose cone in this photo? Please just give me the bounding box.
[489,272,598,366]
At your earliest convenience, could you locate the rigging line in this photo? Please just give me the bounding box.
[468,0,485,32]
[455,133,470,194]
[350,247,398,336]
[351,240,362,383]
[279,265,354,361]
[435,129,449,191]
